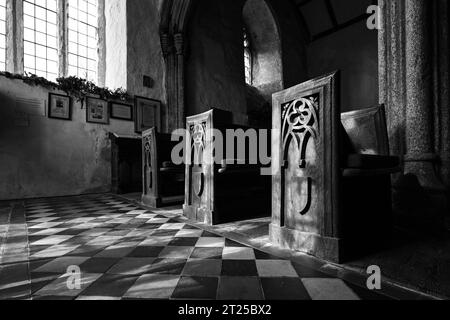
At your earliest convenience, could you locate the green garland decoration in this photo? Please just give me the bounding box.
[0,71,131,107]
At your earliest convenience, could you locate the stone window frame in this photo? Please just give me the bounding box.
[243,26,253,86]
[4,0,105,85]
[0,0,6,71]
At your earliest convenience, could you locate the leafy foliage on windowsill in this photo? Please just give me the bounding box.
[0,71,131,107]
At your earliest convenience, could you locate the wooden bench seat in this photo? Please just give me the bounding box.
[142,127,185,208]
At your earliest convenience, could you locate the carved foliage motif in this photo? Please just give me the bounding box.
[281,95,319,216]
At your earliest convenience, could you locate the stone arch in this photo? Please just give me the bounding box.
[159,0,308,130]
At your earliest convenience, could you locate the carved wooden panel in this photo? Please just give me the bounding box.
[281,94,320,219]
[184,110,216,224]
[271,72,341,260]
[183,108,271,225]
[110,133,143,195]
[142,127,185,208]
[142,128,158,200]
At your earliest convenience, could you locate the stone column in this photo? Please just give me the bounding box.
[174,33,185,131]
[379,0,407,158]
[58,0,68,78]
[97,0,106,86]
[404,0,444,191]
[161,32,177,133]
[434,0,450,187]
[6,0,23,74]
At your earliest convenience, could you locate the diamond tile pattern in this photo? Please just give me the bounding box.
[0,194,393,300]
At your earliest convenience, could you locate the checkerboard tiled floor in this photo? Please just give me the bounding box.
[0,194,392,300]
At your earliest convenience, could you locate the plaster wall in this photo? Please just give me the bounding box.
[126,0,167,132]
[306,21,379,112]
[126,0,166,106]
[266,0,309,88]
[105,0,127,90]
[185,0,249,125]
[0,77,137,200]
[184,0,310,124]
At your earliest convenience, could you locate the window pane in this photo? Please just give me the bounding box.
[67,0,98,83]
[23,0,59,80]
[0,0,6,71]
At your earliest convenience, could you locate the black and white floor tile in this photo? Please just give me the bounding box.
[0,194,393,300]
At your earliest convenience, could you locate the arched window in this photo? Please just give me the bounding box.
[243,27,252,85]
[242,0,282,91]
[243,0,283,127]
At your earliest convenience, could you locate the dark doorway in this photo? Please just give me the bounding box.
[110,133,142,194]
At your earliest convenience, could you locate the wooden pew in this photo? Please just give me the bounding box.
[142,127,185,208]
[183,109,271,225]
[270,71,400,263]
[109,133,142,194]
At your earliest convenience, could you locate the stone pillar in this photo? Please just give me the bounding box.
[161,32,187,133]
[404,0,444,191]
[434,0,450,188]
[160,33,171,58]
[379,0,407,159]
[6,0,23,74]
[174,33,185,131]
[58,0,68,78]
[161,32,175,132]
[162,32,178,133]
[97,0,106,87]
[380,0,448,227]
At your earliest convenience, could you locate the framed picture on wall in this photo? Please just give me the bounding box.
[134,96,161,133]
[110,102,133,121]
[48,93,72,120]
[86,97,110,125]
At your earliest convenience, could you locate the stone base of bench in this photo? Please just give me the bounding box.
[270,224,342,263]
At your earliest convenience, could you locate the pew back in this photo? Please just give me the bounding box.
[142,127,184,207]
[271,72,398,263]
[341,105,390,156]
[183,109,271,225]
[270,72,341,262]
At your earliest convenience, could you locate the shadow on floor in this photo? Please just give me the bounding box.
[344,228,450,298]
[114,195,450,299]
[214,218,450,298]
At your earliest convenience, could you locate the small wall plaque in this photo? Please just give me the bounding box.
[110,102,133,121]
[134,96,161,133]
